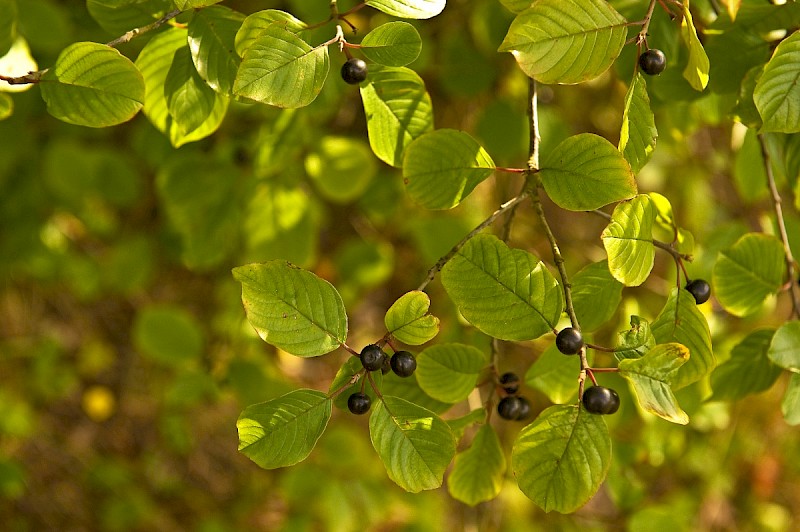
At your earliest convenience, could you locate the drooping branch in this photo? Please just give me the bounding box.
[759,134,800,319]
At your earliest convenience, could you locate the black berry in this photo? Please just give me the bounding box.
[380,355,391,374]
[347,392,371,415]
[515,396,531,421]
[360,344,387,372]
[341,58,368,84]
[390,351,417,378]
[499,372,520,394]
[582,386,620,415]
[556,327,584,355]
[639,49,666,76]
[497,396,522,420]
[685,278,711,304]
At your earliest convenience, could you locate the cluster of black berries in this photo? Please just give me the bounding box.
[553,327,620,415]
[347,344,417,415]
[496,372,531,421]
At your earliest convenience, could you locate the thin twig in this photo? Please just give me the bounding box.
[105,8,181,48]
[416,192,530,292]
[759,134,800,319]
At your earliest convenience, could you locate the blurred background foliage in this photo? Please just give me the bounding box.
[1,0,799,530]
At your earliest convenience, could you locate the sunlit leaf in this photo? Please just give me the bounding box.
[234,25,329,108]
[754,30,800,133]
[416,343,486,403]
[384,291,440,345]
[782,373,800,425]
[768,320,800,372]
[232,261,348,357]
[602,195,657,287]
[711,329,781,401]
[369,395,455,492]
[513,405,611,513]
[361,65,433,167]
[188,6,244,95]
[679,1,709,91]
[360,22,422,67]
[448,424,506,506]
[0,37,38,93]
[174,0,222,8]
[525,344,581,404]
[713,233,786,317]
[441,234,563,341]
[651,288,714,389]
[539,133,637,211]
[40,42,144,127]
[365,0,445,19]
[615,316,656,361]
[403,129,494,209]
[237,389,332,469]
[619,343,690,424]
[619,73,657,174]
[498,0,627,84]
[235,10,307,57]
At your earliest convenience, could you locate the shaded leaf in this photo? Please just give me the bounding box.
[615,316,656,361]
[384,291,440,345]
[86,0,170,36]
[164,46,217,135]
[782,373,800,425]
[187,6,244,95]
[304,136,377,203]
[571,260,623,332]
[441,234,563,341]
[237,389,332,469]
[525,344,581,404]
[768,320,800,372]
[602,195,657,287]
[619,73,657,174]
[0,0,16,57]
[711,329,781,401]
[448,424,506,506]
[232,261,348,357]
[416,343,486,403]
[619,343,690,424]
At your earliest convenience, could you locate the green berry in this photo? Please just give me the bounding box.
[556,327,584,355]
[685,279,711,304]
[360,344,387,372]
[347,392,371,415]
[341,58,368,84]
[390,351,417,378]
[582,386,620,415]
[639,48,666,75]
[499,372,520,394]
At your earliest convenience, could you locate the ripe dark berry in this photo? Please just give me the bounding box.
[360,344,387,372]
[556,327,584,355]
[639,48,666,76]
[497,396,522,420]
[390,351,417,377]
[380,355,391,374]
[341,58,368,84]
[582,386,620,415]
[499,372,520,394]
[347,392,371,415]
[515,396,531,421]
[685,278,711,304]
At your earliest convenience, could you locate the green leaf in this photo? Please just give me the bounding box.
[304,136,377,203]
[174,0,222,8]
[0,92,11,120]
[402,129,494,209]
[539,133,637,211]
[768,321,800,372]
[360,65,433,167]
[136,27,228,146]
[734,3,800,33]
[382,372,452,414]
[619,73,657,174]
[513,405,611,513]
[232,261,348,357]
[711,329,781,401]
[237,389,332,469]
[369,395,456,492]
[619,343,690,425]
[615,316,656,361]
[601,195,657,287]
[416,343,486,403]
[679,1,709,91]
[364,0,445,19]
[441,234,563,341]
[86,0,170,36]
[188,6,244,95]
[235,10,307,57]
[233,25,329,108]
[164,46,217,135]
[651,288,715,389]
[446,408,486,440]
[571,260,623,332]
[0,0,16,58]
[498,0,627,85]
[155,155,238,270]
[712,233,786,317]
[448,424,506,506]
[782,373,800,425]
[499,0,534,14]
[40,42,144,127]
[360,22,422,67]
[525,344,581,404]
[755,30,800,133]
[133,305,204,365]
[384,290,440,345]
